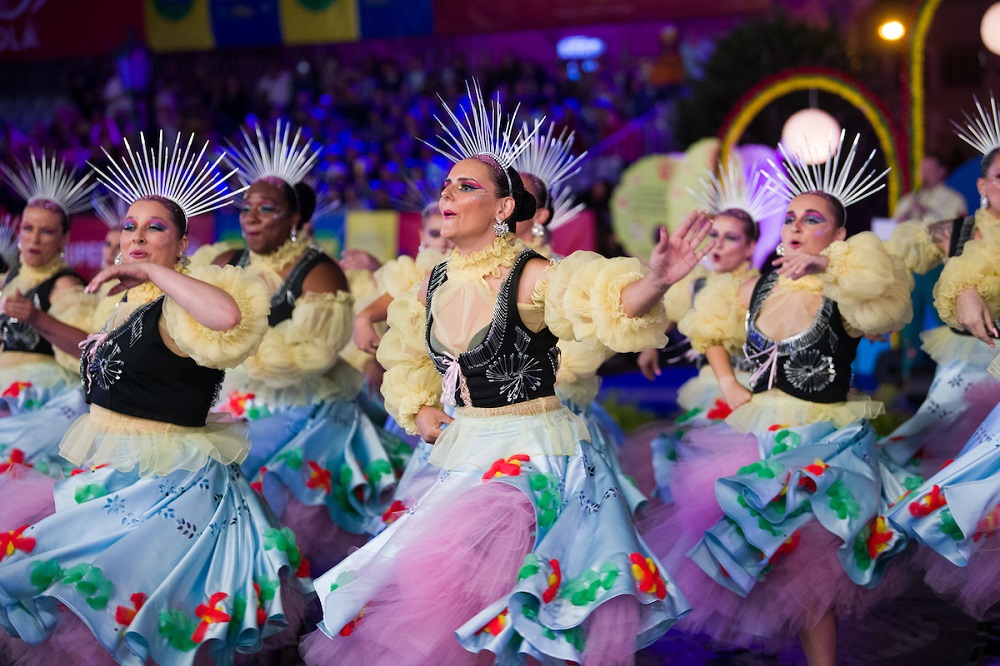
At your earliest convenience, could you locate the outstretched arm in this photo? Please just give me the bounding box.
[88,263,241,331]
[622,211,714,317]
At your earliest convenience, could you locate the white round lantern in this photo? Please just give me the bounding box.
[780,109,842,165]
[982,2,1000,56]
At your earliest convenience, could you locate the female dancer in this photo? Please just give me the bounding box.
[0,154,96,475]
[212,121,396,570]
[0,131,309,666]
[646,134,913,665]
[882,94,1000,474]
[885,98,1000,619]
[632,163,776,502]
[302,81,701,665]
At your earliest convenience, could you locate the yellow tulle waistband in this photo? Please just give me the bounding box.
[456,395,562,418]
[920,326,996,368]
[60,405,250,478]
[725,390,883,433]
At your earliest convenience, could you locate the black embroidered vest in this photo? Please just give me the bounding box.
[81,297,223,427]
[0,267,81,355]
[743,272,859,404]
[946,215,980,338]
[425,249,560,408]
[230,246,334,326]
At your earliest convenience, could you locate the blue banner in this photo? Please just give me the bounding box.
[359,0,431,39]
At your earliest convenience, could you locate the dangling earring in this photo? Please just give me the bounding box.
[776,242,785,257]
[531,222,545,238]
[290,227,298,242]
[982,195,989,210]
[178,252,190,268]
[114,252,123,265]
[493,217,508,237]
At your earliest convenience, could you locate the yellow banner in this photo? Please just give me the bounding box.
[345,210,398,263]
[280,0,359,45]
[144,0,214,52]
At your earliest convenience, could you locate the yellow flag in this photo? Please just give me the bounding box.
[143,0,214,52]
[345,210,398,263]
[280,0,359,45]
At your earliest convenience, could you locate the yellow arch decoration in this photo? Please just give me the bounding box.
[910,0,945,189]
[719,73,904,211]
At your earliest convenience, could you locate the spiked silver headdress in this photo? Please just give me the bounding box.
[548,185,585,231]
[419,79,540,190]
[513,121,586,207]
[952,93,1000,157]
[89,131,244,230]
[0,153,94,217]
[691,161,784,223]
[0,214,18,271]
[765,131,888,208]
[91,192,129,231]
[225,121,322,188]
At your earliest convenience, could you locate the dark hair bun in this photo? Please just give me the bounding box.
[294,181,317,223]
[506,166,537,226]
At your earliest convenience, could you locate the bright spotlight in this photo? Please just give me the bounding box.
[878,20,906,41]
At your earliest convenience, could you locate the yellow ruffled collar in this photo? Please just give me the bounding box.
[975,207,1000,233]
[727,261,756,283]
[776,273,824,293]
[448,235,520,282]
[249,236,310,276]
[14,256,68,290]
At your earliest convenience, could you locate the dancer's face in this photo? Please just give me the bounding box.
[121,199,187,267]
[419,212,453,253]
[977,153,1000,213]
[19,204,66,268]
[439,158,514,247]
[103,228,122,269]
[238,179,300,254]
[781,194,845,256]
[708,215,754,274]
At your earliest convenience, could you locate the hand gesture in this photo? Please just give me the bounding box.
[955,288,997,346]
[637,347,661,380]
[415,405,454,443]
[86,263,161,295]
[0,289,36,324]
[353,315,382,354]
[648,211,714,287]
[720,377,752,411]
[340,249,382,272]
[772,252,829,281]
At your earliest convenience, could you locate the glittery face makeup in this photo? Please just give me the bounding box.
[978,153,1000,212]
[239,180,298,254]
[19,205,66,268]
[708,215,754,274]
[439,158,506,243]
[781,193,843,256]
[121,199,186,267]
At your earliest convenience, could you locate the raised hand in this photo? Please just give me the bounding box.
[648,211,714,287]
[0,289,36,324]
[86,263,162,295]
[772,252,829,281]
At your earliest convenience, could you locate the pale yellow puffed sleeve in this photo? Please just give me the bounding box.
[886,220,945,275]
[48,285,100,371]
[535,251,668,353]
[344,268,378,312]
[663,263,708,324]
[243,289,353,385]
[376,283,442,434]
[821,232,914,337]
[677,272,747,355]
[188,239,244,268]
[373,248,447,301]
[161,264,270,370]
[934,225,1000,328]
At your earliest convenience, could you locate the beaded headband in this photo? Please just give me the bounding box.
[90,131,245,231]
[0,152,94,216]
[765,131,888,208]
